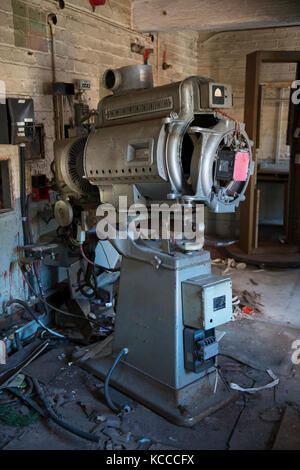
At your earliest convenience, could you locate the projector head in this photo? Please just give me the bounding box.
[82,67,253,213]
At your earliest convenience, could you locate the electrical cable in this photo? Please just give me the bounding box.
[104,348,131,415]
[5,299,65,339]
[25,193,51,318]
[215,108,241,143]
[20,266,106,329]
[3,377,101,443]
[80,244,119,273]
[4,384,45,416]
[22,193,111,329]
[219,353,288,378]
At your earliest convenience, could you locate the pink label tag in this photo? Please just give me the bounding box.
[233,152,249,181]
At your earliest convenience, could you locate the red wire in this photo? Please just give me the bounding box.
[79,244,119,272]
[215,108,240,140]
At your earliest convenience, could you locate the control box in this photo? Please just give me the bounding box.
[7,98,35,145]
[200,82,233,109]
[77,79,91,90]
[52,82,75,96]
[216,150,250,182]
[182,274,232,330]
[0,103,9,144]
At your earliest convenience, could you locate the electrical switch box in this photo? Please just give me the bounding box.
[216,150,235,181]
[182,274,232,330]
[0,103,9,144]
[77,79,91,90]
[7,98,35,145]
[52,82,75,95]
[184,328,218,373]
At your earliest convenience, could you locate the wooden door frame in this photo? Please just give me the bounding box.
[240,50,300,254]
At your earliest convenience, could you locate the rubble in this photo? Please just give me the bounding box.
[232,289,264,320]
[212,257,247,274]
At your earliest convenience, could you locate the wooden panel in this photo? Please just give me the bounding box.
[132,0,300,32]
[239,52,261,254]
[261,51,300,63]
[253,188,260,249]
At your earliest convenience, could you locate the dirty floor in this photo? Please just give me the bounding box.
[1,265,300,450]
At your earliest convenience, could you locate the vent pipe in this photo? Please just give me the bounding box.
[103,65,153,94]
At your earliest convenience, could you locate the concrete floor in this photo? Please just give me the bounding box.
[1,265,300,450]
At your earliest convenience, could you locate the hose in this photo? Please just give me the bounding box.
[32,377,100,443]
[5,385,45,416]
[5,299,65,339]
[104,348,131,415]
[4,377,101,443]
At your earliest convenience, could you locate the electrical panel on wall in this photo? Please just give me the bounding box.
[0,104,10,144]
[7,98,35,145]
[0,99,35,145]
[77,79,91,91]
[25,124,45,161]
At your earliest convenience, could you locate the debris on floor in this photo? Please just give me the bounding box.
[232,288,264,320]
[230,368,279,394]
[72,335,113,363]
[212,257,247,274]
[1,267,300,450]
[241,306,254,316]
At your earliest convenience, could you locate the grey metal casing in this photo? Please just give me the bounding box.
[84,75,252,213]
[182,274,232,330]
[113,250,213,389]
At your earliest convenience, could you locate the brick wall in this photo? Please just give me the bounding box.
[0,0,199,177]
[198,27,300,161]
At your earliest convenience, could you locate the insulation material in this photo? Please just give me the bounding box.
[230,369,279,393]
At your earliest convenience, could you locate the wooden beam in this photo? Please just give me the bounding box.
[260,51,300,63]
[239,51,261,254]
[260,82,293,88]
[132,0,300,33]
